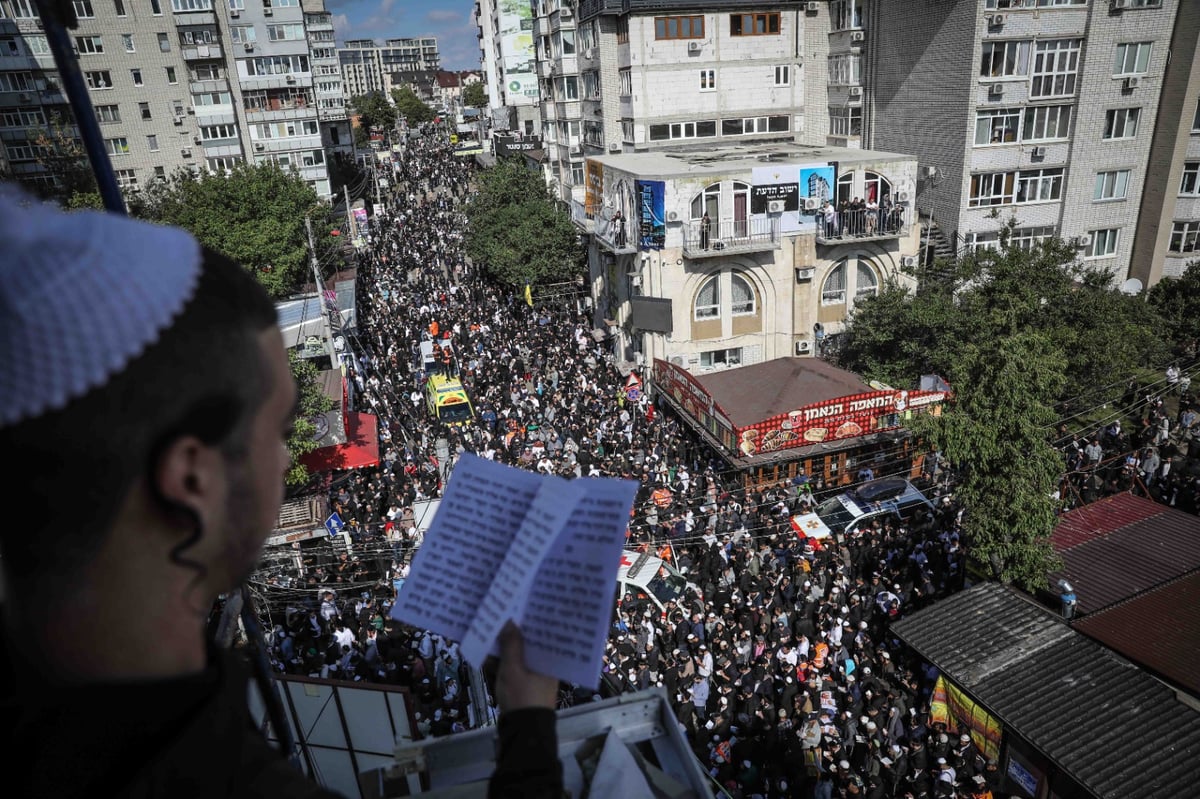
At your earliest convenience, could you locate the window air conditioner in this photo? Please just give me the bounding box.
[896,190,910,202]
[848,86,862,97]
[1031,145,1046,157]
[805,2,820,12]
[230,9,239,16]
[255,142,265,151]
[608,141,621,152]
[803,197,820,210]
[263,6,272,15]
[286,74,296,83]
[795,339,812,355]
[194,136,203,144]
[667,210,679,221]
[922,165,937,177]
[987,13,1005,26]
[850,31,865,44]
[767,199,786,213]
[687,41,702,53]
[1123,76,1140,90]
[559,6,572,19]
[174,114,183,124]
[1110,0,1129,9]
[988,83,1004,98]
[1075,234,1092,248]
[243,42,254,51]
[795,267,815,282]
[901,255,918,268]
[181,147,192,157]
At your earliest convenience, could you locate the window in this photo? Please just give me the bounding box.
[1101,107,1140,141]
[828,54,862,85]
[105,137,130,156]
[975,107,1020,145]
[157,32,170,52]
[699,349,742,368]
[172,0,213,9]
[1023,104,1071,141]
[1193,97,1200,132]
[208,155,241,172]
[1169,221,1200,253]
[0,108,44,127]
[969,171,1016,206]
[201,123,237,139]
[229,0,245,8]
[582,71,600,99]
[139,101,151,120]
[154,166,166,179]
[654,15,704,39]
[0,72,33,92]
[151,0,161,13]
[1094,170,1130,201]
[774,65,790,86]
[1114,42,1152,75]
[730,13,780,36]
[194,91,231,105]
[695,275,720,320]
[648,121,716,140]
[987,0,1086,6]
[115,0,126,15]
[621,120,634,142]
[166,66,178,84]
[73,0,94,17]
[25,35,51,55]
[1008,225,1057,250]
[1084,229,1118,258]
[829,107,862,137]
[561,76,578,100]
[192,63,222,80]
[76,35,103,54]
[231,26,257,43]
[699,69,715,91]
[559,30,575,55]
[1016,167,1063,203]
[980,40,1030,78]
[85,70,112,89]
[115,169,138,189]
[831,0,862,30]
[267,24,305,41]
[616,16,628,45]
[570,162,584,185]
[147,134,159,150]
[855,261,878,299]
[691,182,720,220]
[822,262,846,305]
[96,104,120,122]
[122,33,135,52]
[722,116,788,135]
[731,273,756,315]
[1031,39,1081,97]
[181,29,215,45]
[1181,163,1200,195]
[130,69,143,86]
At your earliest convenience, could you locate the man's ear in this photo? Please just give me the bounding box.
[153,434,223,517]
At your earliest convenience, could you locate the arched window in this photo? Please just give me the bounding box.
[836,172,854,206]
[864,172,892,204]
[856,260,879,298]
[822,261,846,305]
[694,275,720,319]
[691,182,721,220]
[731,273,756,315]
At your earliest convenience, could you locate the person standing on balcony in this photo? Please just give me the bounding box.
[700,212,712,249]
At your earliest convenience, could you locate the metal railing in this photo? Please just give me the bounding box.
[815,205,908,243]
[682,216,779,253]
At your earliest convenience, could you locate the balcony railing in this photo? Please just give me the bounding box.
[682,217,779,258]
[815,206,909,245]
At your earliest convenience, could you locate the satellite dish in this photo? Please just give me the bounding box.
[1120,278,1143,295]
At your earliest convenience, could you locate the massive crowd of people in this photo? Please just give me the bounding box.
[252,126,1197,799]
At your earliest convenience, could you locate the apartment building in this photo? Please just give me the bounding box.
[473,0,539,136]
[0,0,340,198]
[862,0,1189,284]
[337,37,440,99]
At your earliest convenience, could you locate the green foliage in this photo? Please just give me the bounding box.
[351,91,398,132]
[465,160,584,287]
[910,333,1066,590]
[285,351,335,488]
[29,110,99,203]
[392,86,436,124]
[1147,260,1200,350]
[462,81,487,108]
[137,162,338,299]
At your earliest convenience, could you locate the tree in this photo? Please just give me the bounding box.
[462,81,487,109]
[351,91,397,132]
[465,159,584,287]
[28,110,100,206]
[1147,260,1200,352]
[391,86,435,125]
[137,162,339,299]
[285,351,335,488]
[909,333,1065,590]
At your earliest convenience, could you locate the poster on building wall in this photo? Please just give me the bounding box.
[652,359,735,451]
[585,159,604,218]
[751,165,806,234]
[497,0,538,103]
[636,179,666,250]
[930,676,1003,763]
[798,164,836,207]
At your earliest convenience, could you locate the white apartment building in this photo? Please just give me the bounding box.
[337,37,440,99]
[584,142,922,366]
[473,0,539,136]
[0,0,339,199]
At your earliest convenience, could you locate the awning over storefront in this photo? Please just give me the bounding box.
[300,411,379,472]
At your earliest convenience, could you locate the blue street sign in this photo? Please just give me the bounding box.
[324,512,344,537]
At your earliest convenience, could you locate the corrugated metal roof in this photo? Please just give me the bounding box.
[893,583,1200,799]
[1049,494,1200,615]
[1073,571,1200,699]
[695,357,873,427]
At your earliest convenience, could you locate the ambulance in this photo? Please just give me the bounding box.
[616,549,704,613]
[790,477,933,544]
[425,373,475,426]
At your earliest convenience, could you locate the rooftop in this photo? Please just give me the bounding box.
[694,357,872,428]
[892,582,1200,799]
[590,141,916,180]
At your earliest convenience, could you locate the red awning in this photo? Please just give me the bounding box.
[300,411,380,472]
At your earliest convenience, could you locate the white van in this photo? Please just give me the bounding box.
[616,550,704,613]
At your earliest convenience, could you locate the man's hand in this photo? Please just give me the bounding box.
[495,623,558,712]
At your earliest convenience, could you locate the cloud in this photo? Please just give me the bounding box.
[425,9,462,23]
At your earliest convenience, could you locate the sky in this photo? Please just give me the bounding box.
[327,0,482,70]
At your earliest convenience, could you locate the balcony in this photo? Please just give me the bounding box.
[182,43,222,61]
[814,206,910,246]
[682,217,780,259]
[594,211,637,255]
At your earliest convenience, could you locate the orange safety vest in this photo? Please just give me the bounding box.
[658,545,673,563]
[429,321,439,337]
[812,642,829,669]
[652,487,673,508]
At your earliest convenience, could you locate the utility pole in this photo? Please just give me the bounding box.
[343,183,356,241]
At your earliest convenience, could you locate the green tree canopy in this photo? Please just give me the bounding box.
[391,86,436,124]
[464,159,584,287]
[462,81,487,109]
[351,91,398,132]
[138,162,339,299]
[1147,260,1200,352]
[286,351,335,488]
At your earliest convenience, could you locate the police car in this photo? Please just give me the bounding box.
[791,477,933,542]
